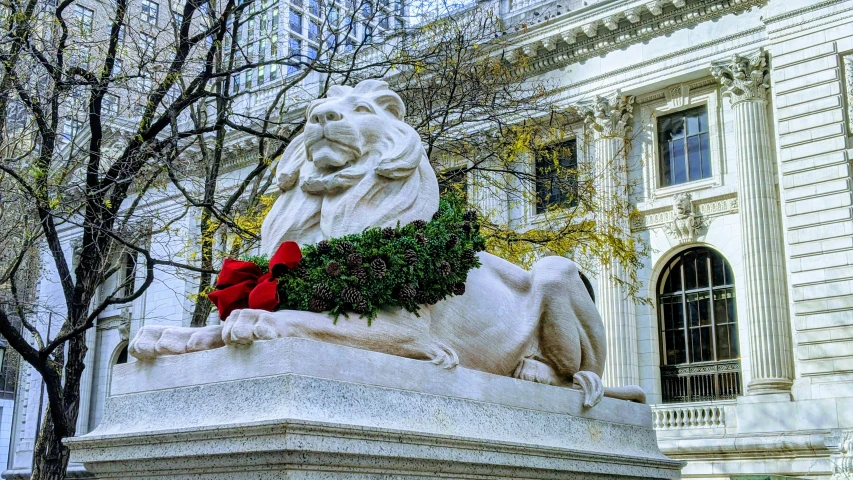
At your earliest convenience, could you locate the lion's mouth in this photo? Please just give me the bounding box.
[307,138,360,173]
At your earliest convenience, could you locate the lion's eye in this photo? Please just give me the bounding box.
[355,105,372,113]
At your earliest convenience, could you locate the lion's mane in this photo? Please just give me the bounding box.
[260,80,439,255]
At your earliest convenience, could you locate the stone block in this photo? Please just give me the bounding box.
[774,55,838,82]
[776,93,840,121]
[773,43,836,68]
[67,337,682,479]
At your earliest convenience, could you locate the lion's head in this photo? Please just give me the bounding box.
[260,80,439,255]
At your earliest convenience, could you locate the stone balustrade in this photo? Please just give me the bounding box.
[651,401,732,430]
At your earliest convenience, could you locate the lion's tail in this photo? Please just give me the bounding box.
[603,385,646,404]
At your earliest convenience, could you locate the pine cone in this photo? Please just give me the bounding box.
[325,261,342,277]
[382,227,396,239]
[446,234,459,249]
[432,211,442,221]
[353,297,369,314]
[438,261,452,277]
[412,219,427,230]
[317,240,332,254]
[404,249,418,264]
[308,297,329,312]
[336,241,354,255]
[415,233,427,246]
[462,221,472,234]
[352,267,369,284]
[452,282,466,296]
[314,283,334,301]
[371,258,387,278]
[296,266,310,281]
[397,283,417,302]
[416,291,440,305]
[462,248,476,263]
[347,252,363,268]
[463,210,478,222]
[341,286,363,306]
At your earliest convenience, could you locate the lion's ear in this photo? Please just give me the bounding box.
[373,92,406,120]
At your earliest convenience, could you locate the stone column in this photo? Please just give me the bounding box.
[712,50,794,396]
[75,320,97,434]
[582,93,639,388]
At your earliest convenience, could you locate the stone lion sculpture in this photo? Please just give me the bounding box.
[129,79,644,407]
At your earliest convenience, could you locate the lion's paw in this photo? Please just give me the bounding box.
[129,325,224,360]
[513,358,559,385]
[222,309,291,346]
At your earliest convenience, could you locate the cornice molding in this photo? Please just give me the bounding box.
[500,0,767,77]
[760,0,845,23]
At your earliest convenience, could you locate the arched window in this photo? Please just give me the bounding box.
[115,344,128,365]
[658,247,741,403]
[579,272,594,304]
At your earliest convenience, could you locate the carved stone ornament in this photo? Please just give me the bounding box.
[711,49,770,104]
[826,429,853,478]
[581,93,635,138]
[844,54,853,135]
[118,308,132,341]
[126,80,646,408]
[665,193,704,245]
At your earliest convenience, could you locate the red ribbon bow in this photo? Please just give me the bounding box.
[208,241,302,320]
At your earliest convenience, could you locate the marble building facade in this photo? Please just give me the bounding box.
[6,0,853,478]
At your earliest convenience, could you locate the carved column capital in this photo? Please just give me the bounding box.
[580,93,635,138]
[711,49,770,104]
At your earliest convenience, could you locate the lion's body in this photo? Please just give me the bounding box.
[128,80,644,406]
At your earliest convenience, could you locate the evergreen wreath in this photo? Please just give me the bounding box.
[242,195,486,322]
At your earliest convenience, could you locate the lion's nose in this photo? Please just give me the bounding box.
[309,108,343,125]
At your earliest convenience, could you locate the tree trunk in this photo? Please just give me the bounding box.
[31,406,70,480]
[190,208,214,327]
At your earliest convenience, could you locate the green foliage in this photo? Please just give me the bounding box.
[245,195,486,323]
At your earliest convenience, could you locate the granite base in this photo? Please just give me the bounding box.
[66,337,682,479]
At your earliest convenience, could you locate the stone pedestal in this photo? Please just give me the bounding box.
[66,337,682,479]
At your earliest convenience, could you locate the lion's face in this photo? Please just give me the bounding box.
[261,79,439,254]
[300,81,414,193]
[304,96,382,172]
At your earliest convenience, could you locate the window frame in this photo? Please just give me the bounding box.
[638,84,723,201]
[657,105,712,187]
[141,0,160,25]
[656,247,742,404]
[534,138,579,215]
[437,167,468,199]
[73,5,94,35]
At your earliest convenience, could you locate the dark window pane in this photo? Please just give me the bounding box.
[687,135,701,181]
[660,140,672,185]
[699,133,711,179]
[728,323,739,358]
[667,261,682,294]
[699,107,709,132]
[672,140,686,184]
[697,291,711,326]
[712,253,726,286]
[662,296,684,330]
[686,113,700,135]
[687,293,700,328]
[696,251,709,289]
[535,140,577,213]
[713,290,732,325]
[683,252,697,290]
